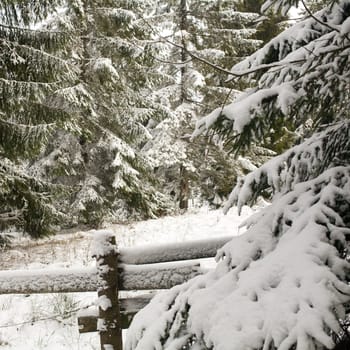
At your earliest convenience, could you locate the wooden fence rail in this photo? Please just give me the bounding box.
[0,231,232,350]
[118,235,232,264]
[0,260,203,294]
[78,294,154,332]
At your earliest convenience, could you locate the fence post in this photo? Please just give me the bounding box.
[92,231,122,350]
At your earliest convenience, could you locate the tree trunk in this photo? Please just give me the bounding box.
[180,0,189,104]
[179,0,190,210]
[179,165,189,210]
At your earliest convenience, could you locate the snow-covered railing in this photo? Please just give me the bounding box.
[119,235,232,264]
[0,231,230,350]
[0,267,98,294]
[78,234,231,344]
[0,261,202,294]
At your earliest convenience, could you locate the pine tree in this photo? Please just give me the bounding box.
[0,0,77,243]
[142,0,263,209]
[31,0,172,227]
[126,1,350,349]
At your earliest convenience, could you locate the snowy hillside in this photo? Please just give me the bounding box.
[0,206,255,350]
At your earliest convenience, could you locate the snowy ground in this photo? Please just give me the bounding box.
[0,205,256,350]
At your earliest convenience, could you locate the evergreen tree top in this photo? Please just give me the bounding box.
[194,0,350,152]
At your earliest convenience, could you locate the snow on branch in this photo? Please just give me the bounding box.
[0,114,55,154]
[0,78,59,104]
[126,166,350,350]
[0,22,73,51]
[0,40,77,81]
[261,0,300,16]
[49,83,93,113]
[225,121,350,213]
[232,2,347,76]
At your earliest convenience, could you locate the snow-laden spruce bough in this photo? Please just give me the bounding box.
[126,0,350,349]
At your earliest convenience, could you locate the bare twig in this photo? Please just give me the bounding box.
[0,303,93,329]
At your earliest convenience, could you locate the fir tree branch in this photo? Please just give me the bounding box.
[228,40,349,80]
[300,0,350,41]
[0,23,73,52]
[0,39,77,74]
[0,77,62,87]
[0,116,55,130]
[0,22,72,36]
[228,36,350,85]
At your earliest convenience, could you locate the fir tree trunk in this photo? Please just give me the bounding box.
[179,165,189,210]
[179,0,190,210]
[179,0,188,104]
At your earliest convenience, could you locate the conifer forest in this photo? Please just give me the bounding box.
[0,0,349,349]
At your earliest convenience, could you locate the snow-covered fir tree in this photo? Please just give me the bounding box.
[0,0,77,243]
[143,0,264,209]
[126,0,350,349]
[31,0,172,227]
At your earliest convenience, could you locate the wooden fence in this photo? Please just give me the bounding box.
[0,231,231,350]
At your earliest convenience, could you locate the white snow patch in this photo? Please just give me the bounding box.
[96,295,112,311]
[91,230,116,259]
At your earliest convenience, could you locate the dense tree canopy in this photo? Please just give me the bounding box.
[126,0,350,349]
[0,0,286,240]
[142,0,266,208]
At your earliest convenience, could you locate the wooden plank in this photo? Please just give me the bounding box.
[78,315,99,333]
[119,294,155,312]
[78,313,133,332]
[120,260,202,290]
[0,261,203,294]
[119,236,232,264]
[0,268,98,294]
[78,295,154,333]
